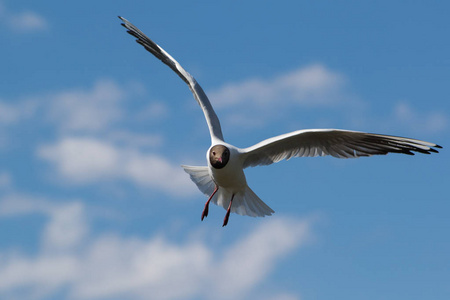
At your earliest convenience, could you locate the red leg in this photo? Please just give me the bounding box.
[222,194,235,227]
[201,185,218,221]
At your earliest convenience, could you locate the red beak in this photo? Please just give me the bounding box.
[218,157,223,163]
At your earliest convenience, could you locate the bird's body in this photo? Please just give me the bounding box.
[119,17,441,226]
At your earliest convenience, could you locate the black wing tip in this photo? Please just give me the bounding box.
[427,144,442,154]
[118,16,127,26]
[118,16,133,30]
[429,148,439,154]
[119,17,130,30]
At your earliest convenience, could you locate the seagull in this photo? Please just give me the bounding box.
[119,17,442,227]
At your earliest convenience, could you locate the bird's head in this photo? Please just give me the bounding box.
[209,145,230,169]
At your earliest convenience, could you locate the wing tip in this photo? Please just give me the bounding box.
[118,16,127,27]
[425,143,442,154]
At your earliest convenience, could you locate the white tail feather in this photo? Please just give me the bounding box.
[213,186,274,217]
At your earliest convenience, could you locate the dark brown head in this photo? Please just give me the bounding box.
[209,145,230,169]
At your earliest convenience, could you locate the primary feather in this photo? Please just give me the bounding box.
[242,129,441,168]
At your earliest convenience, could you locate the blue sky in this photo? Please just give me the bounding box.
[0,1,449,299]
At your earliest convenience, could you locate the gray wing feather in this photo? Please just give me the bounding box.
[119,16,224,143]
[242,129,442,168]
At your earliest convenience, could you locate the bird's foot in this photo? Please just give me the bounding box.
[222,194,234,227]
[201,200,210,221]
[222,208,231,227]
[201,185,218,221]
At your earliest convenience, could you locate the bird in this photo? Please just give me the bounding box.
[118,16,442,227]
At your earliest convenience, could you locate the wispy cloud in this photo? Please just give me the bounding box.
[107,130,164,149]
[0,79,140,133]
[349,100,449,136]
[48,80,126,133]
[210,64,347,108]
[208,64,447,135]
[37,137,194,196]
[0,98,37,125]
[208,64,353,130]
[0,171,12,189]
[212,218,310,299]
[0,2,48,32]
[0,196,312,300]
[392,101,448,134]
[0,79,170,136]
[42,202,88,252]
[0,194,87,252]
[0,79,181,196]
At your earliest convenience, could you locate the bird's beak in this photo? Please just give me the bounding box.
[218,157,223,163]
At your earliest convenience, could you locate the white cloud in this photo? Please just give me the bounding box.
[42,202,88,252]
[107,130,164,149]
[73,217,311,300]
[135,101,170,121]
[393,101,447,134]
[206,64,353,129]
[0,197,81,298]
[7,11,48,32]
[0,171,12,189]
[0,102,21,124]
[0,195,86,252]
[37,136,195,196]
[210,64,346,108]
[72,235,211,300]
[38,137,121,182]
[0,79,185,196]
[0,2,48,32]
[48,80,125,133]
[124,151,192,194]
[0,79,149,135]
[0,196,313,300]
[0,99,38,125]
[207,64,447,135]
[211,218,310,299]
[0,193,52,216]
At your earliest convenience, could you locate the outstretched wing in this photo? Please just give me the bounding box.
[119,16,224,143]
[241,129,442,168]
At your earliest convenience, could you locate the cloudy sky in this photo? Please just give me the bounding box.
[0,1,449,300]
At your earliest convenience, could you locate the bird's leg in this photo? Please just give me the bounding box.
[222,194,235,227]
[201,185,218,221]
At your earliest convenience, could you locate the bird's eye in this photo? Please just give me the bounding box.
[212,151,216,155]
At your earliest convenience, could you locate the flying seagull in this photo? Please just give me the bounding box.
[119,16,441,227]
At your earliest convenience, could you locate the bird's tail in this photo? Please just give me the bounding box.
[227,185,274,217]
[181,165,274,217]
